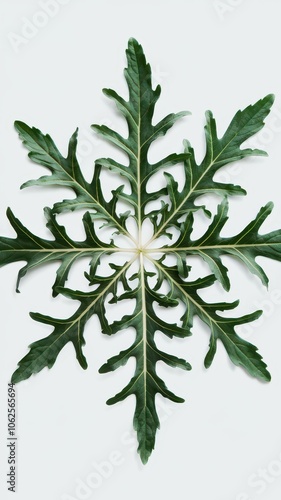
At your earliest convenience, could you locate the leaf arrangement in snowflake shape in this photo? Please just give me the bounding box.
[1,38,281,463]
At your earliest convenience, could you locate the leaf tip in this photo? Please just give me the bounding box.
[11,369,27,384]
[263,370,271,383]
[255,309,263,320]
[264,93,275,106]
[128,36,141,48]
[14,120,25,131]
[11,372,18,384]
[79,358,88,370]
[139,450,151,465]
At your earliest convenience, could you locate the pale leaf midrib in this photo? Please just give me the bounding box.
[145,241,280,252]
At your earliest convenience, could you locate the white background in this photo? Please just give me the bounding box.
[1,1,281,499]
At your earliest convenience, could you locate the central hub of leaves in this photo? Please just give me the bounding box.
[136,246,148,255]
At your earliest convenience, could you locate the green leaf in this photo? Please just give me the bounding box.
[11,259,134,383]
[146,93,274,243]
[1,38,279,464]
[161,198,281,290]
[99,259,191,464]
[0,207,114,295]
[150,262,270,382]
[14,124,133,240]
[92,38,190,231]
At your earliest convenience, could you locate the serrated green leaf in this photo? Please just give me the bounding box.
[14,123,133,240]
[99,259,191,463]
[0,207,115,295]
[160,198,281,290]
[12,258,135,383]
[150,261,270,382]
[92,38,190,229]
[145,93,274,244]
